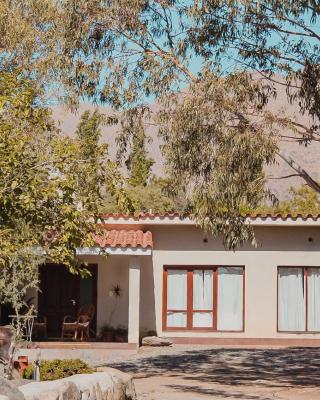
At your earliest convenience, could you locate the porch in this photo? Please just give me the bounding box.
[1,228,155,348]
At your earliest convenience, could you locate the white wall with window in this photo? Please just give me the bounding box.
[150,223,320,341]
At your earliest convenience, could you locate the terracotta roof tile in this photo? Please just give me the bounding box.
[99,212,183,220]
[98,212,320,221]
[92,229,153,249]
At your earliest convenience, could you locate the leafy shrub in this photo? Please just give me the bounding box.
[23,358,94,381]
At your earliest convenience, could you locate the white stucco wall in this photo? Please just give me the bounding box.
[78,255,129,334]
[79,254,156,336]
[151,225,320,339]
[81,224,320,340]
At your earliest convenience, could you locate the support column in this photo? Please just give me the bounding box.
[128,257,141,344]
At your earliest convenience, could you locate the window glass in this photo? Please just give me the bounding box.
[193,270,213,310]
[167,311,187,328]
[167,270,187,328]
[193,270,213,327]
[217,267,243,331]
[193,312,213,328]
[278,268,305,331]
[307,268,320,331]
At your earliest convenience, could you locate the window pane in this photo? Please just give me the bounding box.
[308,268,320,331]
[278,268,305,331]
[167,270,187,310]
[167,311,187,327]
[193,312,213,327]
[193,270,213,310]
[217,267,243,331]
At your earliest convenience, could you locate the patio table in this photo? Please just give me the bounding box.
[9,315,37,342]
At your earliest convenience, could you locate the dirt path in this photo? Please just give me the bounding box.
[105,345,320,400]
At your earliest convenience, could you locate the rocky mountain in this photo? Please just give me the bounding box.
[51,84,320,200]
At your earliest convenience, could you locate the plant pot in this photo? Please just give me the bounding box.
[18,355,29,376]
[102,331,114,342]
[114,333,127,343]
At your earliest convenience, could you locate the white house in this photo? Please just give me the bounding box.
[4,212,320,348]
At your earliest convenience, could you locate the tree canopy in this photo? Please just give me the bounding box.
[1,1,319,247]
[0,72,135,334]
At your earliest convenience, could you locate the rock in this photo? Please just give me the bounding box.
[11,368,22,380]
[19,371,136,400]
[141,336,173,347]
[0,395,10,400]
[97,367,136,400]
[19,381,79,400]
[0,326,13,375]
[0,377,25,400]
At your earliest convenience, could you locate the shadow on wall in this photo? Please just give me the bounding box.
[152,226,320,252]
[107,347,320,388]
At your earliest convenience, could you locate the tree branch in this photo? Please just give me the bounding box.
[276,151,320,193]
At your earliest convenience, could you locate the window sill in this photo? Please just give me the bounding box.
[163,328,244,333]
[278,330,320,334]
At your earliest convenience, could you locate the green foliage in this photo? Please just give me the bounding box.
[126,130,154,187]
[117,107,155,187]
[257,186,320,216]
[1,1,320,247]
[160,71,278,248]
[102,177,188,214]
[0,72,133,266]
[0,71,91,271]
[0,72,135,345]
[75,109,109,213]
[0,249,42,340]
[23,359,94,381]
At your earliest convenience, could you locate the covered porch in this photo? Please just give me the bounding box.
[3,228,155,349]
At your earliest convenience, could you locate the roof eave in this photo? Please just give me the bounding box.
[98,215,320,227]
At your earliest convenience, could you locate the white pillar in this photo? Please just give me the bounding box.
[128,257,141,344]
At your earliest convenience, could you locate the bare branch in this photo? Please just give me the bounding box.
[276,151,320,193]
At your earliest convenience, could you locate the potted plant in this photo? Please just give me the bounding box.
[99,325,115,342]
[114,326,128,343]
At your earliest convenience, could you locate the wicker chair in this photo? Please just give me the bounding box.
[61,304,95,341]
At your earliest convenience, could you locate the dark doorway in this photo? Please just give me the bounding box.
[38,264,97,338]
[0,303,14,325]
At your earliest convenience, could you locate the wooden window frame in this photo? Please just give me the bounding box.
[162,265,245,332]
[277,266,320,333]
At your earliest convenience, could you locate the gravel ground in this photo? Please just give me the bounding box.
[99,345,320,400]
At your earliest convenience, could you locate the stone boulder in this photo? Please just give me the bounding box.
[0,326,13,375]
[141,336,172,347]
[18,381,79,400]
[0,377,25,400]
[97,367,136,400]
[19,371,136,400]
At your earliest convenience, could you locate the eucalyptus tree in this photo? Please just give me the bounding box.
[1,0,319,247]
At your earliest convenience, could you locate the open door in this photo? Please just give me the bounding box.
[38,264,97,338]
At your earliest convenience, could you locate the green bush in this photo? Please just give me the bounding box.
[23,358,94,381]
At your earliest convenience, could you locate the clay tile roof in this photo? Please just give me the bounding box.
[92,229,153,249]
[98,212,320,221]
[244,213,320,221]
[99,212,183,220]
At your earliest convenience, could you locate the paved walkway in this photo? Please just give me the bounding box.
[104,345,320,400]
